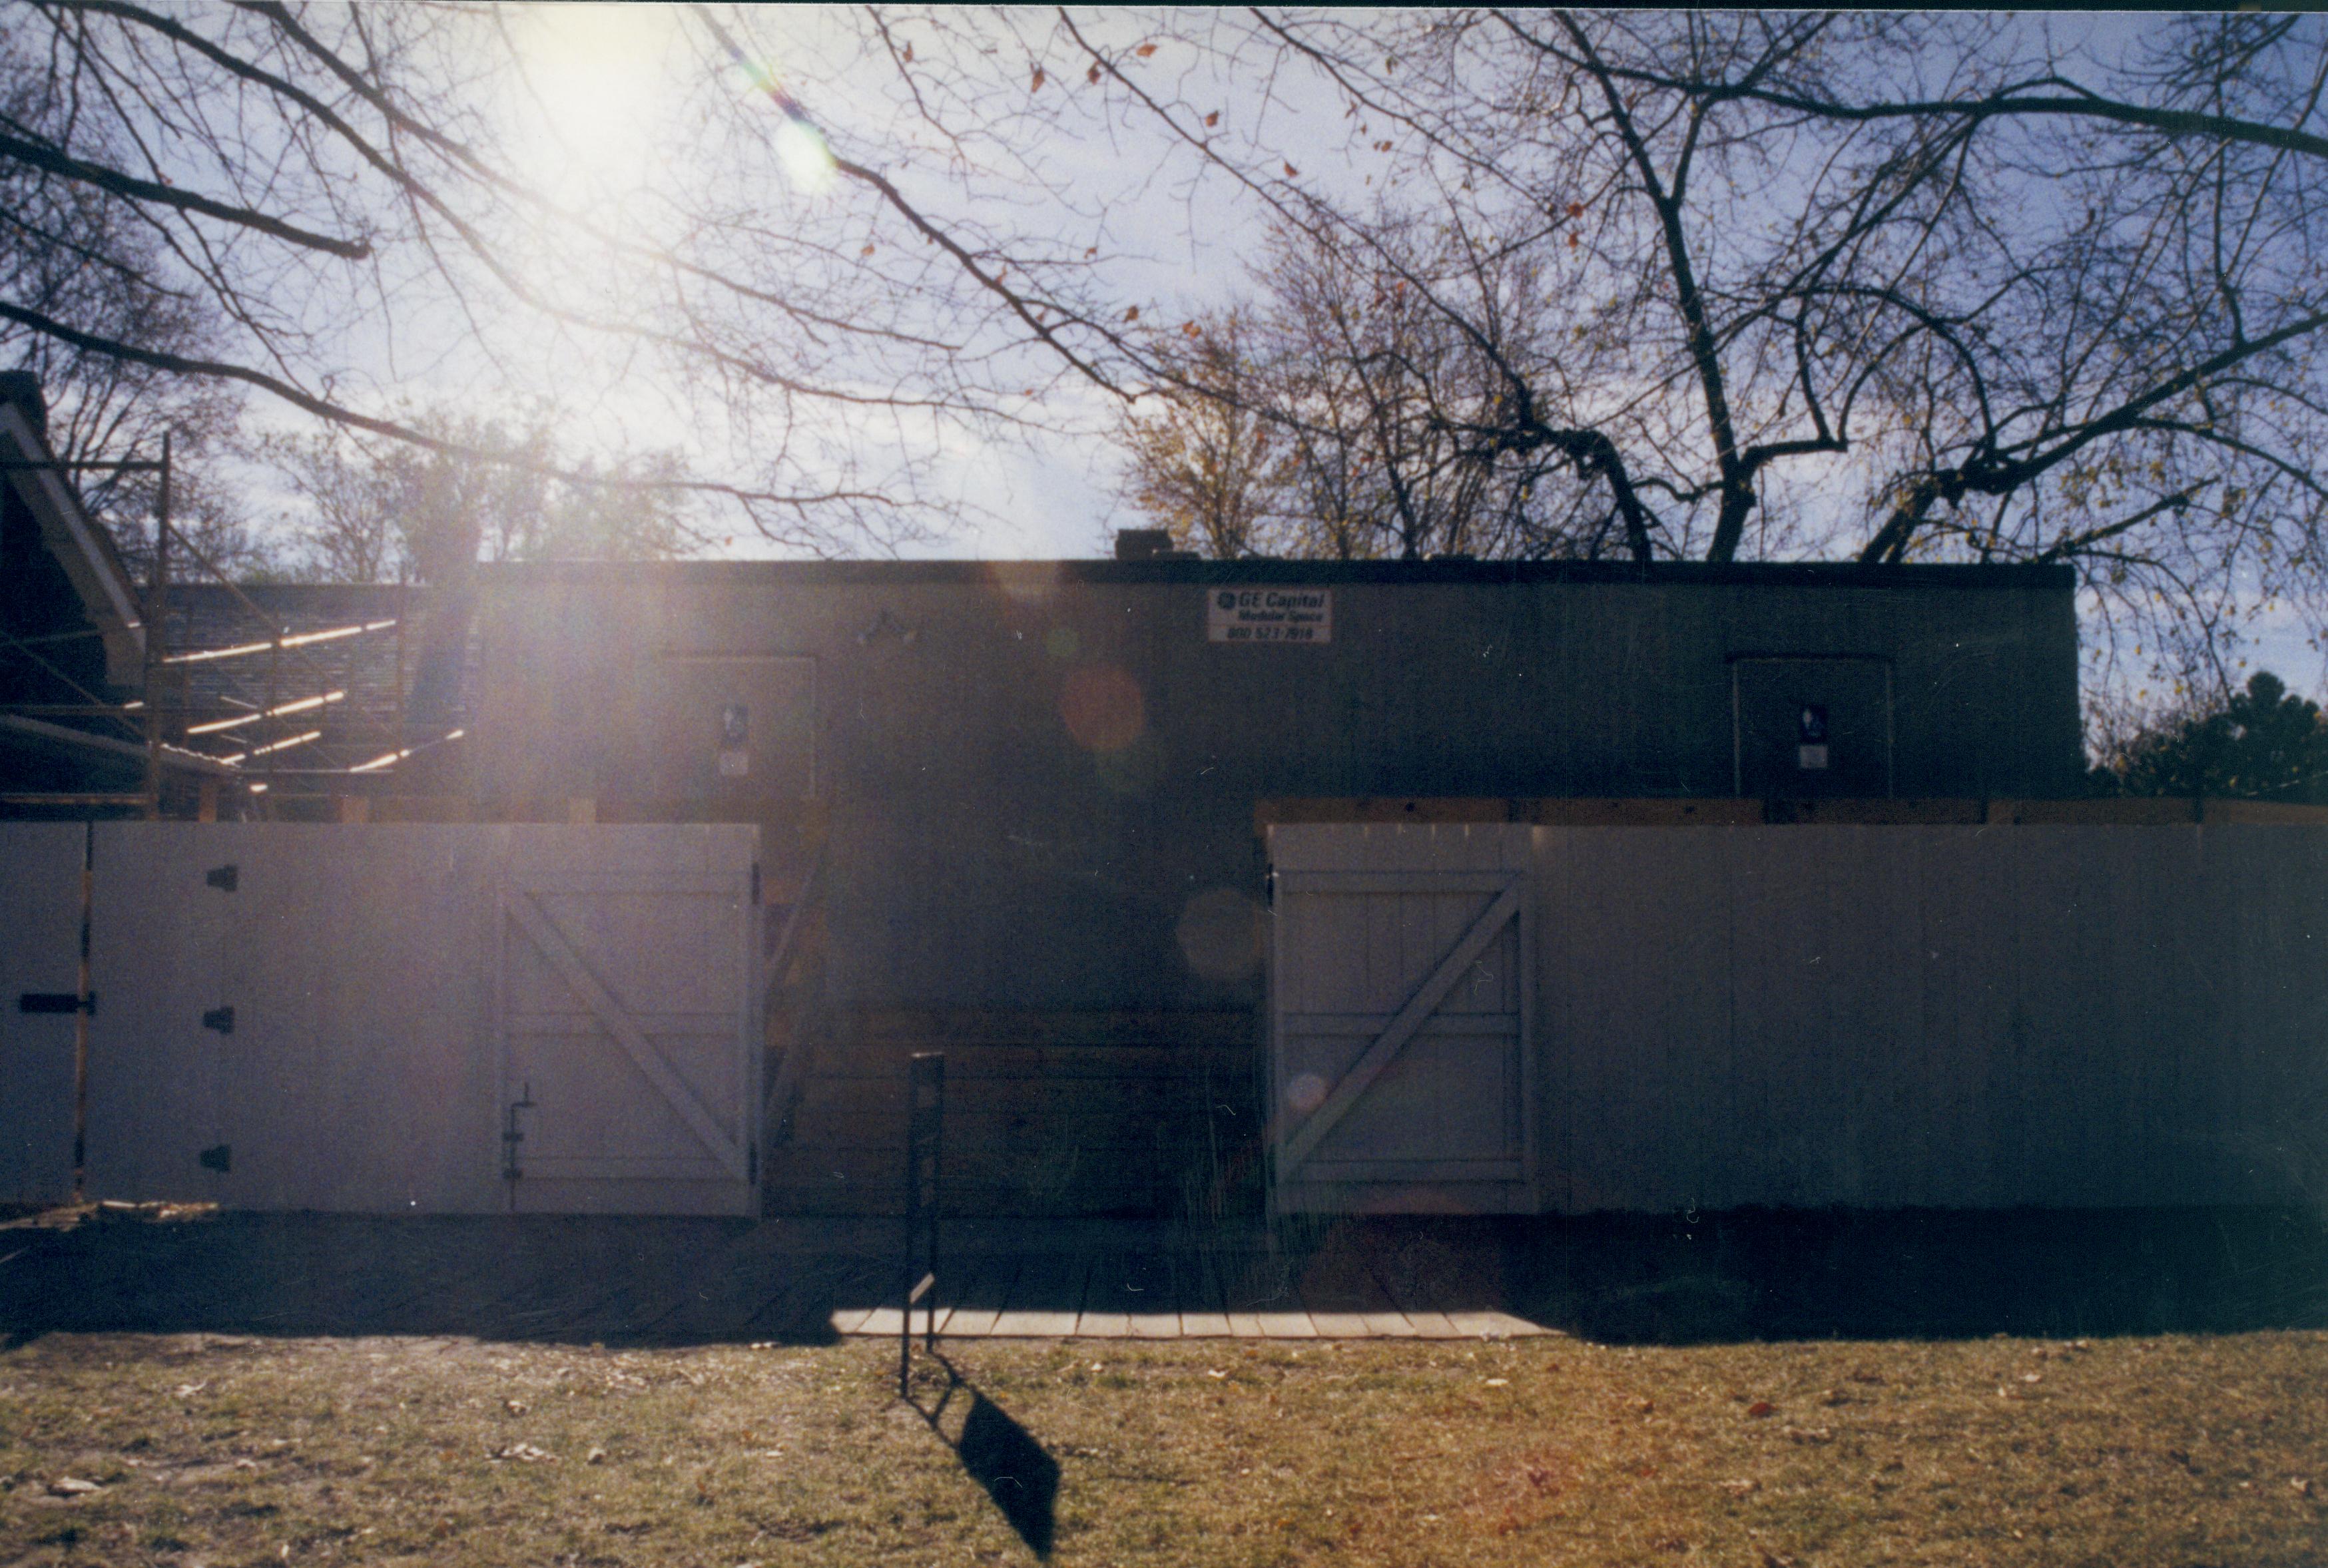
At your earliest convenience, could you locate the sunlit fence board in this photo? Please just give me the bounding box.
[66,824,758,1216]
[1268,824,2328,1215]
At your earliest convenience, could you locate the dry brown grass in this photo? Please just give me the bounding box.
[3,1328,2325,1567]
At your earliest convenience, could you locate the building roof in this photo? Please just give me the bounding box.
[0,377,146,688]
[478,557,2076,592]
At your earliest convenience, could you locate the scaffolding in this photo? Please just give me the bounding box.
[1,439,466,820]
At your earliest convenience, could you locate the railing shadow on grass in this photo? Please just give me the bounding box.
[903,1351,1059,1560]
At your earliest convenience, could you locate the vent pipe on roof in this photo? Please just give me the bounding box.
[1114,527,1197,561]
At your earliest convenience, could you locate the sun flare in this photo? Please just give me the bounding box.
[504,4,684,195]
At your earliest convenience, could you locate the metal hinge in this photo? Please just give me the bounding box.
[201,1006,235,1035]
[205,864,238,892]
[18,992,95,1015]
[198,1144,231,1173]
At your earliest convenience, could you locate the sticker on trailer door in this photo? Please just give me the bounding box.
[1208,588,1331,643]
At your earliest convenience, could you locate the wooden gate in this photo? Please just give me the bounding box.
[497,852,759,1216]
[1267,824,1536,1213]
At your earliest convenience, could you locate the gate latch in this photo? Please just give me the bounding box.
[502,1083,537,1183]
[19,992,95,1015]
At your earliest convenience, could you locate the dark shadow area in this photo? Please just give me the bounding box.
[0,1209,887,1348]
[3,1204,2325,1351]
[1492,1206,2328,1344]
[908,1352,1059,1559]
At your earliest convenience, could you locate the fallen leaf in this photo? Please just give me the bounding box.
[1205,111,1220,128]
[1087,63,1101,85]
[860,244,876,257]
[1083,246,1098,258]
[902,43,912,63]
[1719,1478,1759,1495]
[1284,162,1300,177]
[1484,1378,1509,1388]
[488,1443,556,1463]
[1746,1401,1776,1418]
[1122,307,1139,323]
[505,1399,529,1415]
[2294,1477,2315,1496]
[174,1382,208,1398]
[1031,67,1045,91]
[586,1446,608,1465]
[1136,42,1157,58]
[1206,1369,1226,1378]
[47,1477,101,1497]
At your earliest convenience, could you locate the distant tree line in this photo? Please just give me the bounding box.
[2090,670,2328,802]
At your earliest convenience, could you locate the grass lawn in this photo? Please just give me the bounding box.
[3,1328,2325,1567]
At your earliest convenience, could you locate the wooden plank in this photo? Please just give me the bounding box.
[1076,1247,1161,1338]
[1175,1248,1232,1338]
[1442,1308,1551,1340]
[1294,1243,1398,1338]
[1211,1248,1310,1337]
[1278,882,1522,1171]
[854,1010,1255,1047]
[986,1250,1086,1338]
[1258,798,1516,831]
[1522,798,1765,827]
[1123,1248,1183,1339]
[934,1254,1018,1338]
[1277,870,1518,895]
[504,886,747,1180]
[804,1045,1253,1082]
[1366,1245,1462,1339]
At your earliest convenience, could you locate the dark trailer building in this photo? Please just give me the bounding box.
[453,557,2082,1216]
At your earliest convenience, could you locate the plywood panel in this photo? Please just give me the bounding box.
[1523,824,2328,1215]
[1543,827,1732,1214]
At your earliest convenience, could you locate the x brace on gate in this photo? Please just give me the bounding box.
[501,886,749,1182]
[1275,878,1523,1172]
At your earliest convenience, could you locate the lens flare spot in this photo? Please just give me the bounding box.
[1059,664,1145,752]
[1286,1072,1328,1115]
[1177,888,1263,981]
[992,561,1063,605]
[772,118,835,193]
[1043,626,1080,661]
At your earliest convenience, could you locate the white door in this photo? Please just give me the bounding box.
[1268,824,1536,1214]
[497,848,760,1216]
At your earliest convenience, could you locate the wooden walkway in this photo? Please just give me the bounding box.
[838,1234,1550,1341]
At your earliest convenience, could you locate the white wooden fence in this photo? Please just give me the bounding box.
[2,824,760,1216]
[1269,824,2328,1215]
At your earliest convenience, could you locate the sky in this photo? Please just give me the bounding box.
[197,6,2328,699]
